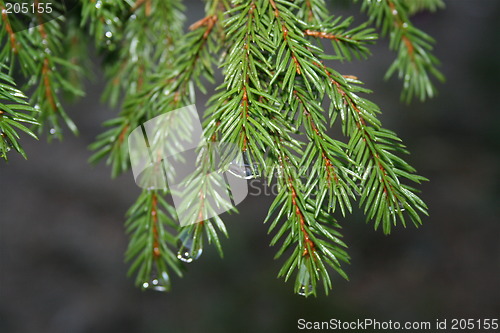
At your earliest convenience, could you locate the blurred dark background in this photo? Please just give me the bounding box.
[1,1,499,332]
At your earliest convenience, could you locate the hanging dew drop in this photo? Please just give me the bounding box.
[105,31,113,38]
[298,284,313,297]
[177,249,194,263]
[227,150,260,179]
[177,231,202,263]
[142,264,170,292]
[228,162,260,179]
[176,242,202,263]
[297,262,314,297]
[49,128,56,135]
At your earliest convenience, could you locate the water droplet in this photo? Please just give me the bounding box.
[297,262,314,297]
[105,31,113,38]
[177,231,202,263]
[130,14,137,20]
[34,104,40,110]
[142,265,170,292]
[95,1,102,9]
[42,39,48,45]
[2,9,6,14]
[49,128,56,135]
[44,48,51,54]
[227,151,260,179]
[402,23,408,28]
[298,284,313,297]
[177,249,194,263]
[392,9,398,15]
[228,162,260,179]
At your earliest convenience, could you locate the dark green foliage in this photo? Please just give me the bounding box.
[0,0,444,296]
[125,190,181,289]
[0,65,38,159]
[361,0,445,102]
[1,0,82,138]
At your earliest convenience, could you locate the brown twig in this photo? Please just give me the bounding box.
[189,15,218,39]
[151,193,160,257]
[304,29,339,41]
[1,5,17,52]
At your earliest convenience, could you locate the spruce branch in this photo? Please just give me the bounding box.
[0,66,39,160]
[0,0,82,138]
[0,1,17,56]
[266,133,350,296]
[60,16,92,101]
[0,0,443,296]
[319,64,428,233]
[296,0,329,24]
[208,0,353,296]
[125,189,182,290]
[81,0,132,50]
[31,12,80,137]
[293,88,357,217]
[361,0,445,102]
[304,17,377,61]
[102,0,230,288]
[88,0,185,177]
[400,0,445,14]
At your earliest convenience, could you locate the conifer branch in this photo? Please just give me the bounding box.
[304,17,377,60]
[0,0,442,296]
[401,0,444,14]
[0,66,39,160]
[125,189,182,290]
[318,63,428,233]
[297,0,328,24]
[112,0,230,288]
[0,1,82,140]
[0,2,17,53]
[361,0,444,102]
[88,0,185,177]
[31,5,80,137]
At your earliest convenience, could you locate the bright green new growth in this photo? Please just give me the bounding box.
[0,0,444,296]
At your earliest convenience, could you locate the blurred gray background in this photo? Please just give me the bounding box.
[1,1,499,332]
